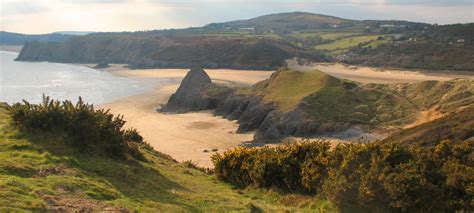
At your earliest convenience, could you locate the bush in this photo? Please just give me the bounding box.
[212,140,474,211]
[7,95,145,159]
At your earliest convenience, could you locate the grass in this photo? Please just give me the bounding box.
[314,34,387,51]
[255,70,341,112]
[0,103,334,211]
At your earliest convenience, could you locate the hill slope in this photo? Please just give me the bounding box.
[205,12,354,33]
[16,35,323,70]
[384,106,474,146]
[0,103,332,211]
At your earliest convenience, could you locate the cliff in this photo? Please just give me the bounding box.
[16,35,323,70]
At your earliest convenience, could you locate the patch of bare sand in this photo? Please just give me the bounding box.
[287,60,474,84]
[404,108,444,129]
[100,68,274,168]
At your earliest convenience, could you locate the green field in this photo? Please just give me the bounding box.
[290,31,361,40]
[314,34,386,51]
[0,104,333,211]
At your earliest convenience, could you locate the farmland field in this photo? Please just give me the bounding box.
[314,34,386,50]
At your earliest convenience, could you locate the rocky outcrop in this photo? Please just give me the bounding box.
[163,69,474,143]
[160,68,213,113]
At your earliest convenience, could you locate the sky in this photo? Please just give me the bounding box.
[1,0,473,34]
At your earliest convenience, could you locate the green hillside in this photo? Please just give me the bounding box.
[252,70,473,126]
[0,102,332,211]
[208,69,473,141]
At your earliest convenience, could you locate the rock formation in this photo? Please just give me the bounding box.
[160,68,213,113]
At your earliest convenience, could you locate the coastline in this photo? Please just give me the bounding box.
[97,63,474,167]
[100,67,273,168]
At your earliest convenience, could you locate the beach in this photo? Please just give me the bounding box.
[100,68,273,167]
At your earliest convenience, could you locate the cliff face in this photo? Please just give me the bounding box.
[160,68,213,113]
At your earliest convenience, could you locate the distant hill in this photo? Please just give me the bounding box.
[12,12,474,71]
[205,12,354,33]
[0,31,76,45]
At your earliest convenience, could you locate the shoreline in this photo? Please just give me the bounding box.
[100,68,274,168]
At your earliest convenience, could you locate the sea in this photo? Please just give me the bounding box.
[0,51,166,105]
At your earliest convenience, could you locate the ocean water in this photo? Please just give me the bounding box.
[0,51,164,105]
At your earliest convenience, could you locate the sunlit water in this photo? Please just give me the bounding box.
[0,51,171,105]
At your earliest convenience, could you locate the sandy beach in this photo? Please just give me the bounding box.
[101,68,273,167]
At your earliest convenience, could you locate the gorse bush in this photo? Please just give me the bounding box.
[7,95,145,159]
[212,140,474,212]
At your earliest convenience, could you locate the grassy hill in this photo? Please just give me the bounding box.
[0,103,333,211]
[205,12,354,34]
[210,69,473,141]
[255,70,473,125]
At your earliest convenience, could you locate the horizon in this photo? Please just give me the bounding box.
[1,0,473,34]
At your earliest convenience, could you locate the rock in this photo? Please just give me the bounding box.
[160,68,213,113]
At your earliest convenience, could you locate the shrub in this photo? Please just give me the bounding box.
[7,95,145,159]
[212,140,474,211]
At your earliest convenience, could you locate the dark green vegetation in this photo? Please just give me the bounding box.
[0,101,334,211]
[346,23,474,70]
[212,140,474,212]
[8,96,144,160]
[385,106,474,146]
[209,69,474,141]
[0,31,76,45]
[14,12,474,71]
